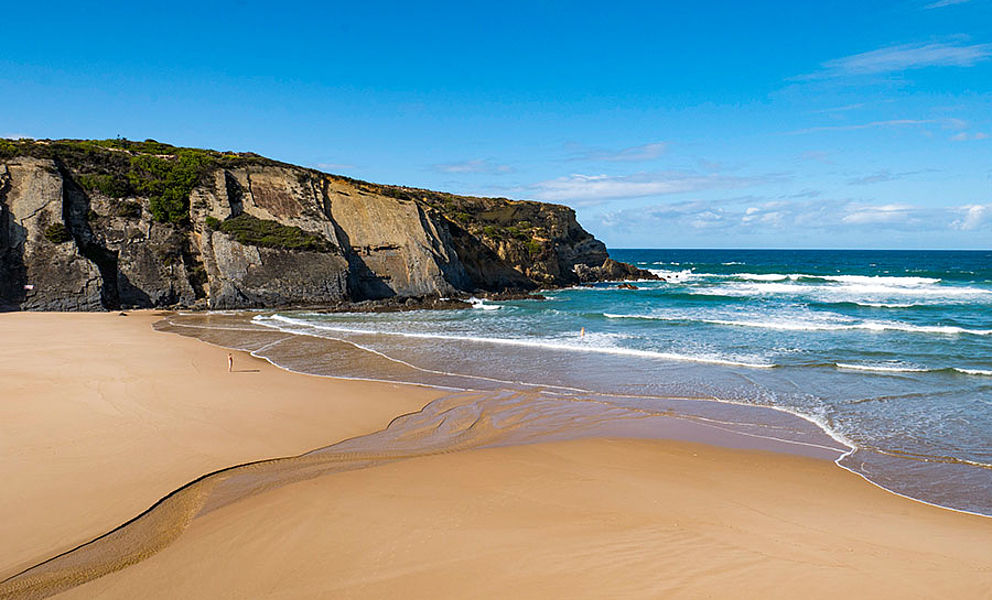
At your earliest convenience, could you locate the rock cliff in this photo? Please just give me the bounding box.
[0,139,654,311]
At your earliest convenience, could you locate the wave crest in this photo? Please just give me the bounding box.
[256,314,775,369]
[603,312,991,336]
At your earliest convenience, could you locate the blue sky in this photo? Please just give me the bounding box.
[1,1,989,249]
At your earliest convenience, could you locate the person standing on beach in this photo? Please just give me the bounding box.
[228,353,233,373]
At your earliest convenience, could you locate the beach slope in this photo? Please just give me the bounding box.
[1,313,989,599]
[0,312,441,578]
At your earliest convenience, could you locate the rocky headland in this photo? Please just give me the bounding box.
[0,139,654,311]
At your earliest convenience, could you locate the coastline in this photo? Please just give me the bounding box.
[169,310,992,518]
[1,312,990,598]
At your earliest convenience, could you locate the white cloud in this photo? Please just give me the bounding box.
[2,133,33,140]
[944,117,969,130]
[846,169,930,185]
[534,173,699,201]
[572,142,668,162]
[742,203,786,226]
[841,203,918,224]
[809,103,868,114]
[924,0,973,8]
[528,171,776,205]
[788,119,937,135]
[952,204,992,230]
[593,198,989,238]
[784,189,822,198]
[796,41,992,79]
[432,159,513,175]
[950,132,989,141]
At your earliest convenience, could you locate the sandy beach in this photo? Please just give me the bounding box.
[1,312,990,599]
[0,313,442,581]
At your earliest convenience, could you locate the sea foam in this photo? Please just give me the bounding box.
[835,363,930,373]
[257,314,775,369]
[602,312,992,336]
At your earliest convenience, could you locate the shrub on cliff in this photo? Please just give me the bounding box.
[0,140,19,159]
[92,138,180,155]
[213,214,335,253]
[43,223,72,244]
[1,139,281,228]
[526,239,544,258]
[128,151,211,225]
[78,173,131,197]
[113,201,143,219]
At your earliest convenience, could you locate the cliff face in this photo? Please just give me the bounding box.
[0,158,104,310]
[0,139,653,311]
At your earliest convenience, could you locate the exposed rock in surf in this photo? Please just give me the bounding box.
[573,258,658,284]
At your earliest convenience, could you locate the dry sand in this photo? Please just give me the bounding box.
[0,312,441,578]
[1,312,990,599]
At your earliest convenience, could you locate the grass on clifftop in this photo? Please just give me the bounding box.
[206,214,335,253]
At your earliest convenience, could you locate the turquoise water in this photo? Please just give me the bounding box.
[255,249,992,516]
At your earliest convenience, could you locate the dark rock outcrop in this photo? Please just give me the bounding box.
[0,139,649,311]
[0,158,103,310]
[573,258,658,283]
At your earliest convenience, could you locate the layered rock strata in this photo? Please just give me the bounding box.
[0,140,654,311]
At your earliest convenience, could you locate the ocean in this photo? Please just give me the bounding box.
[206,249,991,516]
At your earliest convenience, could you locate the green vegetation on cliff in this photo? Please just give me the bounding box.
[1,138,278,226]
[0,139,19,159]
[128,151,211,224]
[1,137,646,312]
[2,137,617,286]
[2,138,556,246]
[77,173,130,197]
[43,223,73,244]
[207,213,335,253]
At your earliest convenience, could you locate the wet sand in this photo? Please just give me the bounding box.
[58,440,992,599]
[1,312,990,598]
